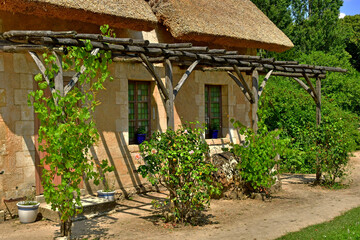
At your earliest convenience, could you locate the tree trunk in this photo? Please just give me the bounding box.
[60,219,72,238]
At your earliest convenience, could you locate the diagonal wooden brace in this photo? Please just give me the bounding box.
[302,73,319,105]
[233,65,255,103]
[64,48,100,96]
[139,53,169,101]
[293,77,317,102]
[29,51,58,104]
[173,60,200,98]
[227,71,253,103]
[53,51,64,98]
[258,70,273,98]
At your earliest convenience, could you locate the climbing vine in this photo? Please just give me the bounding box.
[28,25,114,237]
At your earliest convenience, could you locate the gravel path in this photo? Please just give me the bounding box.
[1,152,360,240]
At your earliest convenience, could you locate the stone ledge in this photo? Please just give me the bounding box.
[206,138,231,146]
[39,196,116,223]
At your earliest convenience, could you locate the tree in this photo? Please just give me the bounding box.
[341,14,360,71]
[28,25,114,237]
[251,0,346,59]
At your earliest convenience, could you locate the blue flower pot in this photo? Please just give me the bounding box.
[136,133,146,144]
[211,130,219,139]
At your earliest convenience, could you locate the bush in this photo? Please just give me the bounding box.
[229,120,288,192]
[260,76,359,177]
[315,116,353,186]
[138,123,220,223]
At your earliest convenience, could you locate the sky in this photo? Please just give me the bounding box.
[340,0,360,18]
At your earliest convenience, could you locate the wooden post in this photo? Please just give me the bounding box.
[316,77,321,127]
[252,70,259,133]
[53,52,64,98]
[165,59,174,130]
[315,77,322,182]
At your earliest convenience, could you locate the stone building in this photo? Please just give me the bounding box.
[0,0,293,210]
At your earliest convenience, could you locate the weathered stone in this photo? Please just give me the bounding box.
[20,105,34,121]
[0,55,4,72]
[0,89,5,107]
[20,74,33,89]
[15,121,34,136]
[16,151,34,167]
[14,89,31,105]
[13,54,29,74]
[0,210,4,222]
[212,152,246,199]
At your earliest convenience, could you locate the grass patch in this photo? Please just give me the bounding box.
[277,206,360,239]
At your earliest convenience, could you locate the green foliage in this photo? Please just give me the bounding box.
[229,120,288,191]
[28,26,114,236]
[277,206,360,239]
[138,123,220,223]
[211,122,220,130]
[252,0,347,59]
[315,116,352,185]
[260,75,358,183]
[136,126,147,134]
[341,14,360,71]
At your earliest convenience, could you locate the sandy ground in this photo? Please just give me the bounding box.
[1,152,360,240]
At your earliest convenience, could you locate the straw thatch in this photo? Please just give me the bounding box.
[148,0,294,52]
[0,0,158,31]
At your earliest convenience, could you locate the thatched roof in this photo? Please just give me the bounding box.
[0,0,158,31]
[148,0,294,52]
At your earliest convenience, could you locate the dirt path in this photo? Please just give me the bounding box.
[2,152,360,240]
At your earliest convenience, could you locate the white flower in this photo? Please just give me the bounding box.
[189,150,194,154]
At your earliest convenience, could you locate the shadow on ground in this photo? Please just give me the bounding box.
[71,214,118,239]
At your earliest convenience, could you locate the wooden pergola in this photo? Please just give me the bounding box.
[0,30,347,132]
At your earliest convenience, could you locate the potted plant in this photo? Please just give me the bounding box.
[210,122,220,139]
[17,189,40,223]
[136,126,147,144]
[97,177,116,201]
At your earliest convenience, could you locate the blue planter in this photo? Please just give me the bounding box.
[211,130,219,139]
[136,133,146,144]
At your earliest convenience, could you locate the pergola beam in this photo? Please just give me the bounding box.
[64,48,100,96]
[233,65,255,103]
[252,70,259,132]
[139,53,169,101]
[165,59,175,129]
[227,71,253,103]
[302,73,319,105]
[258,70,273,98]
[173,60,200,97]
[29,51,57,104]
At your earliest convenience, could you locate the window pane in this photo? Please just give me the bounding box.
[137,103,148,120]
[129,103,135,120]
[128,83,135,101]
[137,83,148,102]
[129,121,135,140]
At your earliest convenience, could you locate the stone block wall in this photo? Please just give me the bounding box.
[0,52,38,210]
[0,11,255,212]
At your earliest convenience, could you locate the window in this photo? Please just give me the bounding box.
[128,81,151,144]
[205,85,222,138]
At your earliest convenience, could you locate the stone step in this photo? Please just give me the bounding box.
[39,196,116,222]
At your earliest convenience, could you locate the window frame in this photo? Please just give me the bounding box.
[205,85,222,139]
[128,81,151,144]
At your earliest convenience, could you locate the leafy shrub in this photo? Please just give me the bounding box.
[229,120,288,192]
[260,75,359,176]
[138,123,220,223]
[315,116,353,185]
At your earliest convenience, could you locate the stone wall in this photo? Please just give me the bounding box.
[0,52,38,209]
[0,11,255,211]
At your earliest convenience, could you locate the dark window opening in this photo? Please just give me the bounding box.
[128,81,151,144]
[205,85,222,139]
